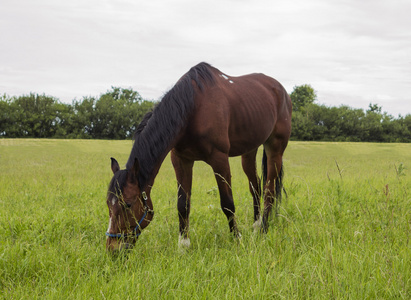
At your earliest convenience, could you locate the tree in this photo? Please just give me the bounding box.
[0,95,16,137]
[368,103,382,114]
[71,96,97,138]
[290,84,317,112]
[91,87,154,139]
[1,94,64,138]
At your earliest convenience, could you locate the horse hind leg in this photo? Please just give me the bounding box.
[241,149,262,231]
[261,148,285,233]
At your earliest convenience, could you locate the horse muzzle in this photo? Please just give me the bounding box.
[106,237,136,252]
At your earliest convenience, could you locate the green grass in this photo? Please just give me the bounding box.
[1,139,410,299]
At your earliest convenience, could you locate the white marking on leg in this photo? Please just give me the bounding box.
[178,234,191,248]
[253,215,262,233]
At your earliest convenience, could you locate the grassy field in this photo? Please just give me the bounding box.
[0,139,410,299]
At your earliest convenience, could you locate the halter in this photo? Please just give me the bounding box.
[106,191,154,239]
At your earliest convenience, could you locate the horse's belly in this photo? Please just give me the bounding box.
[228,131,270,156]
[227,109,276,156]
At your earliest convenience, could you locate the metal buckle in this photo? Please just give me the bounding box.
[142,191,148,201]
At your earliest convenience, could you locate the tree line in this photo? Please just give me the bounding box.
[1,85,410,142]
[290,85,411,142]
[0,87,154,139]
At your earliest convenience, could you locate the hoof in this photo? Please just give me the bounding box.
[253,216,262,233]
[232,228,242,240]
[178,234,191,248]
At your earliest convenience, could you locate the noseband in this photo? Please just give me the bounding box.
[106,192,154,239]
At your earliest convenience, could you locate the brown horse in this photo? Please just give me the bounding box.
[105,62,292,251]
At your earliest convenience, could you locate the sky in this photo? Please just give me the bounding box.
[1,0,410,117]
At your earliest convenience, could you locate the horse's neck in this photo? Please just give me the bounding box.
[133,120,183,190]
[146,145,173,184]
[132,78,195,188]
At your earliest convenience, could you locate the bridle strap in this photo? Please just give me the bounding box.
[105,192,153,238]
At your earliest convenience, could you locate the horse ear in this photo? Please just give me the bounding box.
[111,157,120,174]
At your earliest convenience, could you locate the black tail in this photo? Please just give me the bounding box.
[262,149,268,189]
[275,163,284,203]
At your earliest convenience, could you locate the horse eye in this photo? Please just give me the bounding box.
[124,202,132,208]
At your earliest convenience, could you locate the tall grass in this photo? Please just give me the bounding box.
[0,139,410,299]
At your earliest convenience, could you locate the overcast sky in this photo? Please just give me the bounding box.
[1,0,410,116]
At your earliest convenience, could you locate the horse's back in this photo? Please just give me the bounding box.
[210,71,291,156]
[175,68,291,159]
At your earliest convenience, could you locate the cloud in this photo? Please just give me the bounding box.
[1,0,410,116]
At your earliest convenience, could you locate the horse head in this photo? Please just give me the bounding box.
[105,157,154,252]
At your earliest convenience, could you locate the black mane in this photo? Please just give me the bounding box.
[126,62,215,189]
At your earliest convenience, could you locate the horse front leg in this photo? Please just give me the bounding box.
[171,150,194,248]
[210,152,240,238]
